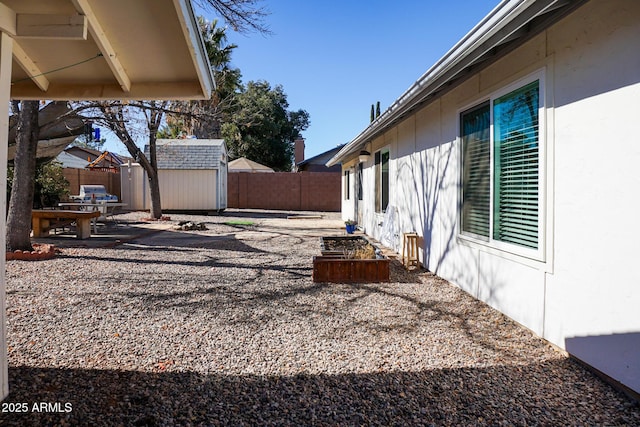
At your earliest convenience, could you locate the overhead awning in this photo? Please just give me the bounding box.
[0,0,215,401]
[2,0,214,100]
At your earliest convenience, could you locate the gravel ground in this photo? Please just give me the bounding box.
[1,211,639,426]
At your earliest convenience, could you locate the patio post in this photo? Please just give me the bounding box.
[0,30,13,399]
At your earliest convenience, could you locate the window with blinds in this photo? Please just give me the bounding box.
[461,102,490,238]
[460,78,541,255]
[375,149,390,213]
[344,170,350,200]
[493,81,539,249]
[357,163,363,201]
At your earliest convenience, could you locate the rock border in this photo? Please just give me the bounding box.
[6,243,56,261]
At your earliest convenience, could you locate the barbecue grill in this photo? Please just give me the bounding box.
[70,185,118,202]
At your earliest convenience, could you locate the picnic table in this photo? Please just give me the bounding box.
[59,201,128,231]
[32,209,100,239]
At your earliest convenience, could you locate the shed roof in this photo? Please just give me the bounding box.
[228,157,274,173]
[146,139,226,170]
[327,0,587,166]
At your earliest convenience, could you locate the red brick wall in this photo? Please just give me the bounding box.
[227,172,340,211]
[63,168,122,200]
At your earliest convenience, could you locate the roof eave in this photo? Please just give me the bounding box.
[174,0,215,99]
[326,0,587,167]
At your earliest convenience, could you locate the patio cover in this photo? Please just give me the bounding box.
[0,0,215,399]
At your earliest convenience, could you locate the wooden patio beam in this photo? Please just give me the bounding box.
[16,14,87,39]
[12,41,49,91]
[71,0,131,92]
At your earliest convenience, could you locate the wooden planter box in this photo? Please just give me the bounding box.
[320,236,377,256]
[313,236,390,283]
[312,256,390,283]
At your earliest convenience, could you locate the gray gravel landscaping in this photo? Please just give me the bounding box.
[1,211,639,426]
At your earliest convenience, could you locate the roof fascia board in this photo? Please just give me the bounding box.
[173,0,215,99]
[326,0,566,167]
[9,81,208,101]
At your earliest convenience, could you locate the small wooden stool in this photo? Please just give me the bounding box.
[402,232,420,270]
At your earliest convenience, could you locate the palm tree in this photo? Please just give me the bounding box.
[161,18,241,139]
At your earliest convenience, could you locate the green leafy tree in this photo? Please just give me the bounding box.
[34,161,69,208]
[376,101,381,118]
[222,80,310,171]
[370,104,375,123]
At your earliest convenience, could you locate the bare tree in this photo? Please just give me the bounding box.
[85,101,167,219]
[193,0,270,34]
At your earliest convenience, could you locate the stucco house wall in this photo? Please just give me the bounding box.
[340,0,640,394]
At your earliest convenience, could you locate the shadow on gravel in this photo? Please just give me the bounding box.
[2,361,638,426]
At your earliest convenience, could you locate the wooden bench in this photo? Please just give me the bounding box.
[32,210,100,239]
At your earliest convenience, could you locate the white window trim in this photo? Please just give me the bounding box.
[343,169,350,200]
[458,69,547,265]
[374,146,390,214]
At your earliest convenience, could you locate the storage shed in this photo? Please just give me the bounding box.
[121,139,227,212]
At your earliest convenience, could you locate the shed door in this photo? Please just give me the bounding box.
[157,169,217,210]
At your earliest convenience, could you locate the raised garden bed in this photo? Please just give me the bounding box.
[313,236,389,283]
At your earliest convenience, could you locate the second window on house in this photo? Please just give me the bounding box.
[461,78,541,257]
[344,170,350,200]
[375,148,389,213]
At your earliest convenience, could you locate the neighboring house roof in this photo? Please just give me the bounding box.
[297,145,345,169]
[66,146,104,161]
[327,0,586,166]
[55,151,90,169]
[228,157,275,173]
[145,139,227,170]
[4,0,214,101]
[86,151,124,171]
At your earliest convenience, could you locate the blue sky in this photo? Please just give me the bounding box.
[104,1,501,159]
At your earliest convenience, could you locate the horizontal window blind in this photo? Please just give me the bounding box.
[493,81,539,249]
[461,102,490,238]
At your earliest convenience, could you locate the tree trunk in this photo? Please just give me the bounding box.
[147,168,162,219]
[146,102,165,219]
[7,101,40,252]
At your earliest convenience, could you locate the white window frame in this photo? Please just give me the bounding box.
[374,146,390,213]
[458,70,546,262]
[344,169,350,200]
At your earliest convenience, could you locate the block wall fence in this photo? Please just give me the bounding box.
[227,172,340,211]
[64,168,339,212]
